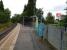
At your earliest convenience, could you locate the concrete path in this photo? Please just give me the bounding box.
[14,25,51,50]
[14,25,34,50]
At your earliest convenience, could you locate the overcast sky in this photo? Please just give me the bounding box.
[2,0,66,18]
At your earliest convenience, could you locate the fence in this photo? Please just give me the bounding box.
[43,24,67,50]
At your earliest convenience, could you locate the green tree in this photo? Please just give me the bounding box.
[46,12,55,24]
[22,0,36,16]
[36,8,43,20]
[0,11,5,23]
[0,0,4,11]
[0,0,11,23]
[63,15,67,27]
[11,14,21,23]
[4,8,11,21]
[0,8,11,23]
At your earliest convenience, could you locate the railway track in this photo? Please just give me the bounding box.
[0,23,20,50]
[0,24,17,41]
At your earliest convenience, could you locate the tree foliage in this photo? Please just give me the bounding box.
[0,8,11,23]
[4,8,11,21]
[0,0,4,11]
[36,8,43,19]
[63,15,67,27]
[22,0,36,16]
[0,0,11,23]
[11,14,21,23]
[46,12,55,24]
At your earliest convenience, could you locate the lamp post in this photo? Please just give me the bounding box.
[32,0,38,27]
[64,1,67,15]
[23,16,24,27]
[66,1,67,15]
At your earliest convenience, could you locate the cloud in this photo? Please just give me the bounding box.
[3,0,28,16]
[2,0,66,18]
[36,0,66,18]
[52,5,66,11]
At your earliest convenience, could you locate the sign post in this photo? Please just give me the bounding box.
[56,13,62,20]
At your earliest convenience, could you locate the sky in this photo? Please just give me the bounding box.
[2,0,66,18]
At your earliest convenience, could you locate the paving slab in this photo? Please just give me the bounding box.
[14,25,52,50]
[14,26,34,50]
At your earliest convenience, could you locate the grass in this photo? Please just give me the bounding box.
[0,22,13,32]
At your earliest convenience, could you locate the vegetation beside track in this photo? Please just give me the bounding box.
[0,22,13,32]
